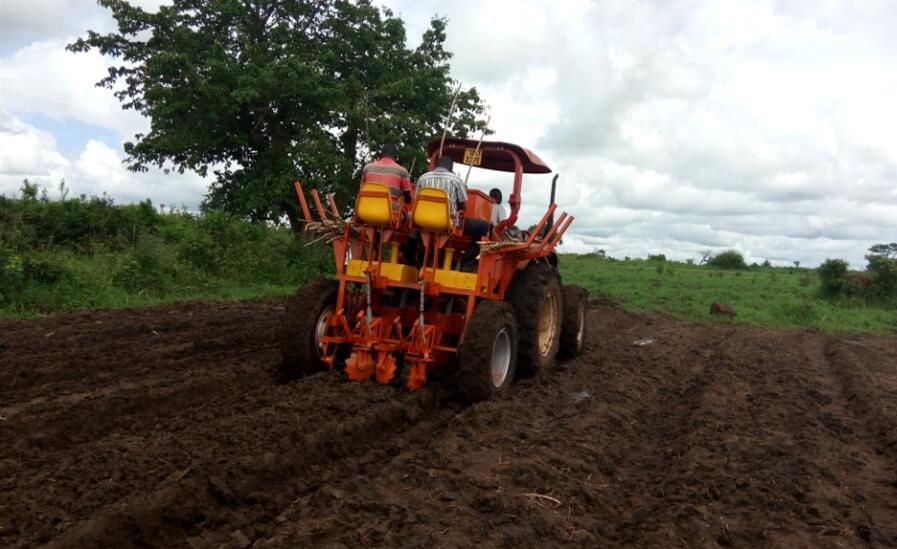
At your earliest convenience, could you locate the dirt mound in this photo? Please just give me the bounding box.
[2,299,895,548]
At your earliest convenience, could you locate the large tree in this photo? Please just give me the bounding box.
[69,0,486,228]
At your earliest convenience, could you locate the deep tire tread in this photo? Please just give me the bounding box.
[458,300,518,402]
[279,278,339,381]
[559,284,588,359]
[505,261,562,376]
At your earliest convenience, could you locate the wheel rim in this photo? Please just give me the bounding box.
[537,290,559,356]
[576,302,585,347]
[491,327,512,388]
[314,305,335,357]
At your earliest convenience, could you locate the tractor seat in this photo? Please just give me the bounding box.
[412,188,453,232]
[356,182,398,227]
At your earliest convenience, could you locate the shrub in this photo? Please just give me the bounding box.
[866,254,897,300]
[706,250,748,270]
[0,247,25,303]
[22,256,70,285]
[112,235,165,291]
[817,258,849,297]
[845,271,872,297]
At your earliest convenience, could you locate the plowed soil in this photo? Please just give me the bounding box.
[2,298,896,548]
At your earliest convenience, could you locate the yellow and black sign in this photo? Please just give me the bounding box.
[463,147,483,166]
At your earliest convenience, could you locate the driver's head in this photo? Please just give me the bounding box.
[436,155,454,171]
[381,143,398,159]
[489,188,502,204]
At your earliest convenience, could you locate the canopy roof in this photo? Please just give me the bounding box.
[426,138,552,174]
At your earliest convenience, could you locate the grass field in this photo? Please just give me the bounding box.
[559,255,897,335]
[3,193,893,333]
[0,195,331,318]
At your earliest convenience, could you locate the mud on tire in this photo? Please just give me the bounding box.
[559,285,588,359]
[506,261,562,376]
[279,278,339,381]
[458,300,518,402]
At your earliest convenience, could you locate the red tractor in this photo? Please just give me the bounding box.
[280,137,587,401]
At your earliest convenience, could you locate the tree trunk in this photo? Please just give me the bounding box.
[285,202,303,236]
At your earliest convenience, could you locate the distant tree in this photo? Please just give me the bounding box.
[793,260,800,269]
[706,250,747,270]
[69,0,486,229]
[57,179,70,202]
[865,243,897,300]
[647,253,666,262]
[699,250,712,265]
[20,180,38,201]
[817,258,850,297]
[762,259,772,268]
[868,242,897,260]
[685,258,695,265]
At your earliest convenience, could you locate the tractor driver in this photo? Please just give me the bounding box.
[360,143,413,208]
[416,155,489,271]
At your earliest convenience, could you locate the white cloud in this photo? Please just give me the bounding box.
[380,0,897,267]
[0,110,70,183]
[0,111,208,208]
[0,0,172,49]
[0,39,148,139]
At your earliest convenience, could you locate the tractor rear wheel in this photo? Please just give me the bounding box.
[559,285,588,359]
[506,261,562,376]
[458,300,518,402]
[279,278,339,381]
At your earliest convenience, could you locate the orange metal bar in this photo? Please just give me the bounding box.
[311,189,329,220]
[546,215,574,251]
[294,181,313,222]
[536,212,568,253]
[524,204,557,247]
[326,193,340,217]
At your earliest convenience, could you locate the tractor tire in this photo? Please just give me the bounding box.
[505,261,562,376]
[279,278,339,381]
[458,300,518,402]
[559,285,588,359]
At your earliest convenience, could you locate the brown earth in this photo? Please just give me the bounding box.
[1,298,896,548]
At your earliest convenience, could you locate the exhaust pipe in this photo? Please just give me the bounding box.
[545,174,559,236]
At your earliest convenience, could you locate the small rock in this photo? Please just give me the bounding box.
[710,302,737,317]
[232,529,251,548]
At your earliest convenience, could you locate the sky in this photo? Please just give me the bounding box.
[1,0,895,267]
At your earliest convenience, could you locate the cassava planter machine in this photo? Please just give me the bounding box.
[281,138,587,401]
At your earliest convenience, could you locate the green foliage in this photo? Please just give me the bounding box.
[69,0,487,226]
[0,192,331,316]
[0,189,159,253]
[559,255,895,335]
[863,243,897,302]
[817,258,850,297]
[647,253,666,262]
[867,242,897,259]
[814,245,896,306]
[112,235,165,291]
[706,249,748,270]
